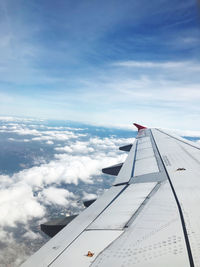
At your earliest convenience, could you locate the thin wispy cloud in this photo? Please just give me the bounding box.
[0,2,199,258]
[0,1,200,126]
[112,60,200,71]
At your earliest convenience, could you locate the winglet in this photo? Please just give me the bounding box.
[133,123,147,131]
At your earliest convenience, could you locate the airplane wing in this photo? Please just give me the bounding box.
[21,124,200,267]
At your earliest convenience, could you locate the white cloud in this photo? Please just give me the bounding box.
[39,187,74,206]
[32,130,80,142]
[0,116,18,121]
[55,146,73,153]
[89,137,134,149]
[0,119,84,142]
[0,236,34,267]
[0,123,42,136]
[54,137,134,155]
[23,230,42,240]
[82,192,97,201]
[0,116,42,123]
[15,128,41,136]
[0,174,13,186]
[8,137,15,141]
[0,133,129,229]
[0,182,45,228]
[0,120,134,266]
[40,125,85,131]
[112,60,200,71]
[0,125,7,129]
[55,141,94,154]
[10,151,125,187]
[46,140,54,145]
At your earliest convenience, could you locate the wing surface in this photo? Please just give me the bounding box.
[21,126,200,267]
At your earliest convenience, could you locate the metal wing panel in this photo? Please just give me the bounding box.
[136,147,154,160]
[91,181,190,267]
[137,137,152,149]
[152,128,200,267]
[88,183,157,230]
[132,129,160,177]
[49,230,123,267]
[113,140,137,185]
[21,185,125,267]
[155,128,200,166]
[133,157,159,176]
[157,129,200,150]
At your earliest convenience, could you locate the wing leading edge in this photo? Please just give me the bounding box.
[21,124,200,267]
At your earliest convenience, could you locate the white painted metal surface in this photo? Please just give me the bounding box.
[137,136,151,144]
[152,128,200,267]
[50,230,123,267]
[136,147,154,160]
[133,134,159,177]
[91,182,190,267]
[157,128,200,150]
[88,183,157,230]
[179,141,200,162]
[113,140,137,185]
[21,185,125,267]
[134,157,159,176]
[159,128,200,163]
[137,129,146,138]
[137,140,152,150]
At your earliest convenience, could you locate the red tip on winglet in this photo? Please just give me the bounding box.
[133,123,147,131]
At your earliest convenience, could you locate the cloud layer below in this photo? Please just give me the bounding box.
[1,117,200,266]
[0,118,134,265]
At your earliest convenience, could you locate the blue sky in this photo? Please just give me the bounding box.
[0,0,200,129]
